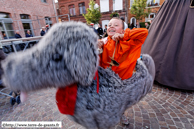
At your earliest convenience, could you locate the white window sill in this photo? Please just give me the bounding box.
[100,11,110,13]
[146,5,161,8]
[129,5,161,10]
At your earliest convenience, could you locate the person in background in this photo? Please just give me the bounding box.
[120,17,128,30]
[15,30,22,38]
[90,23,98,35]
[103,24,108,37]
[130,22,135,30]
[97,24,103,36]
[45,25,50,32]
[40,27,46,36]
[149,20,152,24]
[2,32,7,39]
[135,22,141,28]
[26,30,33,37]
[145,22,150,29]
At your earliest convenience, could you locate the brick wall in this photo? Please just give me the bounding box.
[58,0,127,26]
[0,0,56,37]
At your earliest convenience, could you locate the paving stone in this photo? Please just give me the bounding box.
[169,125,177,129]
[180,118,190,123]
[166,119,175,125]
[175,122,184,128]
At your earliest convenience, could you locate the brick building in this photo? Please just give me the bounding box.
[0,0,57,39]
[58,0,128,30]
[128,0,165,26]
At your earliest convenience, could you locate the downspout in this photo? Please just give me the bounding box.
[53,0,59,23]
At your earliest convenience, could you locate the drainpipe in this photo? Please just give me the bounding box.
[53,0,59,23]
[125,0,128,24]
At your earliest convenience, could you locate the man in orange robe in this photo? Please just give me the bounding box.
[99,17,148,79]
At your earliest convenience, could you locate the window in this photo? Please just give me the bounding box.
[147,0,160,7]
[79,3,86,14]
[0,13,10,18]
[114,0,123,11]
[20,14,30,19]
[0,22,15,39]
[0,13,14,39]
[148,13,156,19]
[69,5,76,16]
[45,17,50,21]
[130,0,134,8]
[41,0,47,3]
[100,0,109,12]
[45,17,52,27]
[130,17,136,26]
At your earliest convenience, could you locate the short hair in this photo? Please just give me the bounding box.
[105,24,107,26]
[110,17,124,30]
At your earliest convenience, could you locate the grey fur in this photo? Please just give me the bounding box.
[67,54,155,129]
[1,22,99,92]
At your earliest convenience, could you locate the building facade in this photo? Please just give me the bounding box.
[0,0,57,39]
[128,0,165,25]
[58,0,128,30]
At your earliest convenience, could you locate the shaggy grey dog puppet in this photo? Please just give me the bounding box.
[1,22,155,129]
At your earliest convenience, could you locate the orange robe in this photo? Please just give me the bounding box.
[100,28,148,80]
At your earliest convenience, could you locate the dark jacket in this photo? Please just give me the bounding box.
[26,33,33,37]
[97,27,103,35]
[40,30,46,36]
[15,34,22,38]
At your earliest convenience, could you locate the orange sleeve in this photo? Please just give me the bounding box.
[123,28,148,46]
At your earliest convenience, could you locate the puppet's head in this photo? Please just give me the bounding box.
[1,22,99,92]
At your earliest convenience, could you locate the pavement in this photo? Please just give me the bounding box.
[0,82,194,129]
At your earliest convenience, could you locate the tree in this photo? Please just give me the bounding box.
[130,0,150,22]
[83,0,101,24]
[110,12,119,18]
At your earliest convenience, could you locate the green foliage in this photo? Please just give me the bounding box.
[110,12,119,18]
[140,22,150,28]
[130,0,151,21]
[83,0,101,24]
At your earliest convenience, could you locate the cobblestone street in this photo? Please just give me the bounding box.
[0,82,194,129]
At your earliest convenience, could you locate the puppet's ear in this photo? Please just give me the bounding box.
[62,23,99,86]
[1,22,99,92]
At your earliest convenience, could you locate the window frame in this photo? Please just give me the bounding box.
[41,0,47,3]
[0,13,10,18]
[79,2,86,15]
[69,4,76,16]
[20,14,30,19]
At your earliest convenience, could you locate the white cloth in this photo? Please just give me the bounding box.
[124,22,128,30]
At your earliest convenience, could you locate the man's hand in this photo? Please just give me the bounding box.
[112,33,124,41]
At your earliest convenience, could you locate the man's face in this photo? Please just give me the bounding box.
[105,25,107,29]
[145,23,148,26]
[107,19,124,38]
